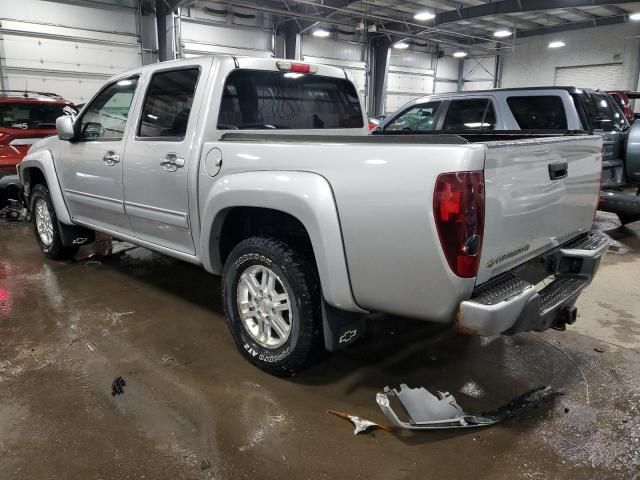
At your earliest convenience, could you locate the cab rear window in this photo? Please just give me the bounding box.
[218,69,363,130]
[507,96,567,129]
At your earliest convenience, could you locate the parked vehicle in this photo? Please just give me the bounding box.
[0,90,76,209]
[376,87,640,224]
[19,57,608,375]
[607,90,640,124]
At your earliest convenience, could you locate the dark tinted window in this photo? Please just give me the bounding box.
[138,68,199,139]
[442,99,496,130]
[218,69,363,130]
[79,77,138,140]
[384,102,441,132]
[507,96,567,129]
[0,102,76,129]
[580,92,629,132]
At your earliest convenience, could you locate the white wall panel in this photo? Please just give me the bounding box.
[435,56,459,80]
[180,21,273,57]
[501,22,640,90]
[435,81,458,93]
[0,0,142,103]
[385,50,435,113]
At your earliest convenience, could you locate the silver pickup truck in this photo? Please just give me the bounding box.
[18,56,609,375]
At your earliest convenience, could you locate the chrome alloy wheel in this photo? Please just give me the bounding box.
[236,265,292,349]
[34,199,54,246]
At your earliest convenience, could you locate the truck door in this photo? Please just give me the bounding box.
[56,76,139,234]
[122,64,206,255]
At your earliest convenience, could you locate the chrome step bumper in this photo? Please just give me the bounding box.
[457,232,610,336]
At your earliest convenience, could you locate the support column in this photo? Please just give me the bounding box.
[367,36,390,116]
[457,59,465,92]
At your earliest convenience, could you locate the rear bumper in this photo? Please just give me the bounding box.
[457,232,609,336]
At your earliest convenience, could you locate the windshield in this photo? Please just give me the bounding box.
[0,102,76,129]
[581,93,629,132]
[218,69,363,130]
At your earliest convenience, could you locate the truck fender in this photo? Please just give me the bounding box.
[200,171,365,314]
[20,149,73,225]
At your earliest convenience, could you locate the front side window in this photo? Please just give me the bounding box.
[383,102,441,132]
[507,96,568,129]
[218,69,363,130]
[580,92,629,132]
[78,78,138,140]
[138,68,200,139]
[442,98,496,130]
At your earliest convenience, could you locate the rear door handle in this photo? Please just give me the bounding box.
[160,153,185,172]
[548,161,568,181]
[103,150,120,166]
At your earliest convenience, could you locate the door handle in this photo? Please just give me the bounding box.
[160,153,185,172]
[548,161,568,181]
[103,150,120,166]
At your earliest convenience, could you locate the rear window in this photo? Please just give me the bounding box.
[218,69,363,130]
[580,92,629,132]
[0,102,76,129]
[507,96,567,129]
[441,99,496,130]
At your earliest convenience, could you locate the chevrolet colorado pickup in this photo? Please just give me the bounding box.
[19,56,609,375]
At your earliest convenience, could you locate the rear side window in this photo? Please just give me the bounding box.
[0,103,76,129]
[384,101,441,132]
[442,99,496,130]
[138,68,200,140]
[507,96,567,129]
[218,69,363,130]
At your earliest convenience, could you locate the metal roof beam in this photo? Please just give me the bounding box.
[435,0,639,25]
[517,13,626,36]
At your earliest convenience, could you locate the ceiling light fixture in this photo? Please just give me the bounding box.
[393,42,410,49]
[548,41,565,48]
[630,12,640,20]
[312,28,330,38]
[414,10,436,21]
[493,29,512,38]
[453,50,468,58]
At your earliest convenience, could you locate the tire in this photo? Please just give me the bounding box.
[617,213,640,226]
[30,184,79,260]
[222,236,324,376]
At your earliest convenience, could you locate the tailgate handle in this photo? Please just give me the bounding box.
[548,161,568,181]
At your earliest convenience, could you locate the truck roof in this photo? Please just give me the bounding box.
[113,55,350,83]
[408,86,599,104]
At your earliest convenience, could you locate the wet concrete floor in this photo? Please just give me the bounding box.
[1,212,639,479]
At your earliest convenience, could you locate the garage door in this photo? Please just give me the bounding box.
[555,63,624,90]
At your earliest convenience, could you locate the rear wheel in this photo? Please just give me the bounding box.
[222,236,324,376]
[31,184,79,260]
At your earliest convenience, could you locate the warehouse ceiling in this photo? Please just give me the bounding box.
[171,0,640,50]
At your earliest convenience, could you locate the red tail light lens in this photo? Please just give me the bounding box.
[290,63,311,73]
[433,171,485,278]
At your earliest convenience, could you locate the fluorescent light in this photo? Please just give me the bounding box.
[453,50,467,58]
[493,29,512,38]
[630,12,640,20]
[284,72,304,79]
[414,10,436,21]
[312,29,330,38]
[548,41,565,48]
[393,42,410,49]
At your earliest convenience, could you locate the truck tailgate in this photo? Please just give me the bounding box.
[476,136,602,285]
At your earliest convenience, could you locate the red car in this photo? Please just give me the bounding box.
[0,90,76,208]
[607,90,640,124]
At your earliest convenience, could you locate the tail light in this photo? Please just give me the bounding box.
[276,61,317,74]
[433,171,485,278]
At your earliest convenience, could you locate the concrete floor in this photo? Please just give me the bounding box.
[1,213,639,480]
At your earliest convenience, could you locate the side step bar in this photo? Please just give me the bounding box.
[457,232,609,336]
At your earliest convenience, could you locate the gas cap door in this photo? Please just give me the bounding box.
[204,147,223,177]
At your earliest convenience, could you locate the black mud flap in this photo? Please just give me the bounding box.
[58,221,95,248]
[322,300,366,352]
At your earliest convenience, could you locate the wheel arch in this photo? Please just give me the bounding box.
[20,149,72,225]
[200,171,365,313]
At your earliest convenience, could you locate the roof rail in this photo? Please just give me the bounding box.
[0,90,63,99]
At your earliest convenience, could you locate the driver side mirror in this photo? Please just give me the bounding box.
[56,115,75,141]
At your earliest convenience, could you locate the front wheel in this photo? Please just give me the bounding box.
[222,237,324,376]
[31,184,78,260]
